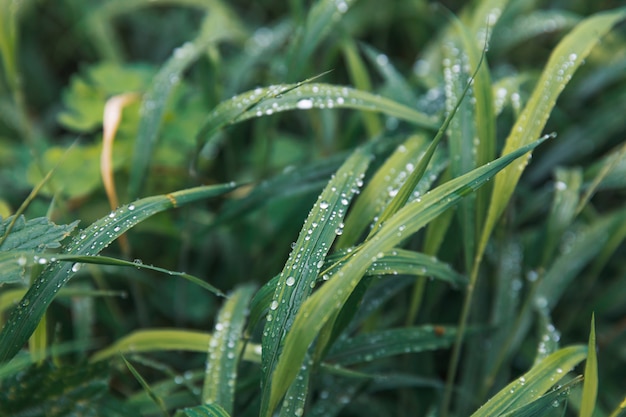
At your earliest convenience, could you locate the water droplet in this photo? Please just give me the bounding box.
[128,204,135,211]
[296,99,314,109]
[319,200,329,209]
[555,181,567,191]
[286,276,296,286]
[270,300,279,310]
[17,256,27,266]
[38,258,48,265]
[316,260,324,268]
[71,263,82,273]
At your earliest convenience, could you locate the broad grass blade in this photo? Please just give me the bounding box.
[259,146,372,417]
[197,83,438,151]
[499,378,581,417]
[470,345,587,417]
[268,136,549,414]
[175,404,232,417]
[0,182,237,364]
[478,8,626,264]
[202,284,255,414]
[326,325,458,366]
[580,314,598,417]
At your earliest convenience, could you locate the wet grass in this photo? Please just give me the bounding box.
[1,1,625,416]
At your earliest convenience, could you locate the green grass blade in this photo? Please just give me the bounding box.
[279,356,311,417]
[122,355,169,417]
[0,182,237,364]
[341,38,383,136]
[202,284,255,414]
[478,8,626,264]
[326,325,459,366]
[534,208,626,311]
[90,329,212,362]
[260,147,372,417]
[470,345,587,417]
[609,397,626,417]
[580,314,598,417]
[286,0,356,80]
[197,83,438,150]
[128,6,245,198]
[267,135,549,414]
[337,134,445,248]
[175,403,232,417]
[500,377,582,417]
[50,254,225,297]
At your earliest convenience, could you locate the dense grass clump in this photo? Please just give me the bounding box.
[1,1,625,416]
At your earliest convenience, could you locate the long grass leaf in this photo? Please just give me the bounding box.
[470,345,587,417]
[500,377,582,417]
[478,8,626,264]
[579,314,598,417]
[0,183,237,364]
[267,135,549,414]
[260,146,371,417]
[326,325,459,365]
[202,284,255,414]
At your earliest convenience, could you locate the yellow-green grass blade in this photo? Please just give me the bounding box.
[326,325,459,366]
[197,83,438,150]
[266,135,549,416]
[478,8,626,266]
[248,248,464,337]
[470,345,587,417]
[259,146,372,417]
[91,328,262,363]
[0,182,237,364]
[175,403,231,417]
[286,0,356,80]
[337,134,445,249]
[499,377,582,417]
[279,354,311,417]
[609,397,626,417]
[580,314,598,417]
[342,38,383,136]
[127,5,245,198]
[202,284,255,414]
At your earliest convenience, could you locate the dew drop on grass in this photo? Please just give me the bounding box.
[296,99,313,109]
[17,256,27,266]
[319,200,329,209]
[270,300,279,310]
[71,263,82,272]
[316,260,324,268]
[286,276,296,286]
[555,181,567,190]
[128,204,135,211]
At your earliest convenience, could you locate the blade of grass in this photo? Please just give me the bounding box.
[0,182,237,364]
[326,325,460,366]
[500,377,582,417]
[122,355,169,417]
[202,285,255,414]
[470,345,587,417]
[266,135,550,416]
[580,314,598,417]
[259,146,372,417]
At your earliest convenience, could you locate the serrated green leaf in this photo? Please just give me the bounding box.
[260,146,372,417]
[203,284,255,414]
[326,325,459,365]
[470,345,587,417]
[580,314,598,417]
[267,135,549,415]
[0,216,78,252]
[0,182,237,364]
